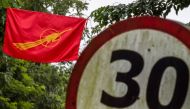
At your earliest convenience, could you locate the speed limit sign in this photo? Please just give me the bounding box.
[66,16,190,109]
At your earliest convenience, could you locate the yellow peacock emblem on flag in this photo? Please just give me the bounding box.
[13,28,72,50]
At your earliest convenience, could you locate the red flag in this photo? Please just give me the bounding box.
[3,8,86,63]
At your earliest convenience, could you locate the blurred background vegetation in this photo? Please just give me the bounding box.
[0,0,189,109]
[0,0,88,109]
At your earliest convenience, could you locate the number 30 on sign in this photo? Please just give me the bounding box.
[66,16,190,109]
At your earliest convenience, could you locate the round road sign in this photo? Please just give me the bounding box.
[66,16,190,109]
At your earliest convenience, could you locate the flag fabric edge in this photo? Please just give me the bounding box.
[2,8,87,63]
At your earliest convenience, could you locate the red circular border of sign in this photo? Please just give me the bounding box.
[66,16,190,109]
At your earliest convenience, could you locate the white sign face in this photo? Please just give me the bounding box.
[77,29,190,109]
[66,17,190,109]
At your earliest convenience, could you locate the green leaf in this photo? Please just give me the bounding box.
[2,0,10,8]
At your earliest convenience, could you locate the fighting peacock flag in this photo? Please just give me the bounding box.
[3,8,87,63]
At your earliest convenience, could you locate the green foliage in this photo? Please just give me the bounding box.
[0,59,43,109]
[0,0,87,109]
[91,4,128,30]
[0,8,6,54]
[0,57,71,109]
[0,0,24,8]
[20,0,88,16]
[1,0,188,109]
[90,0,190,34]
[187,22,190,26]
[171,0,190,10]
[0,0,88,45]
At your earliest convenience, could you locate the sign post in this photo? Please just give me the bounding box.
[66,16,190,109]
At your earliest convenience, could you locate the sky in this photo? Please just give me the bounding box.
[83,0,190,24]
